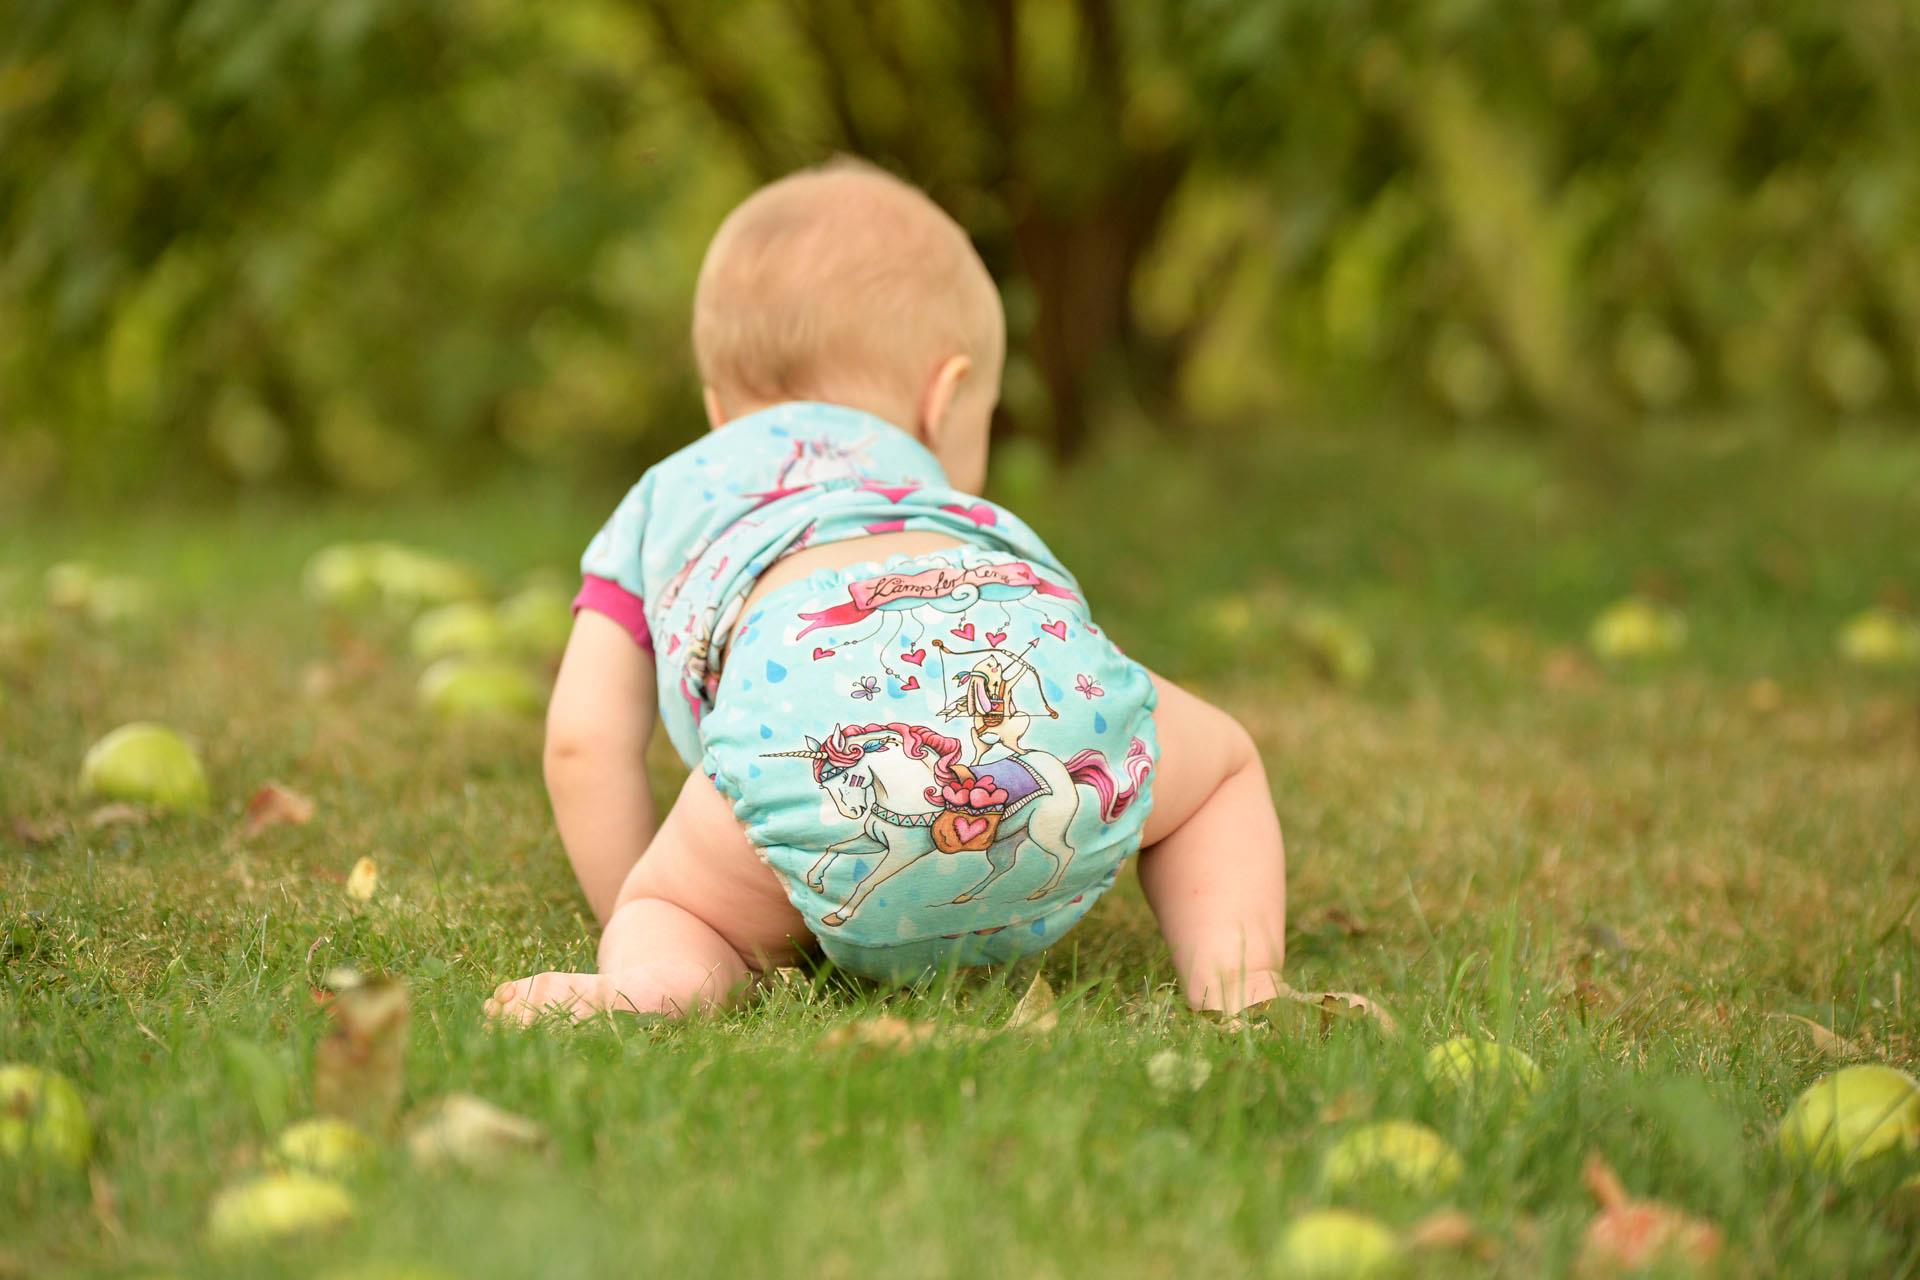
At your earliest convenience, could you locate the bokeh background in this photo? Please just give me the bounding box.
[6,0,1920,505]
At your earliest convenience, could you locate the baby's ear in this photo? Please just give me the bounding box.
[702,385,730,430]
[917,354,973,446]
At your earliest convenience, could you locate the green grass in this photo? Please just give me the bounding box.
[4,422,1920,1278]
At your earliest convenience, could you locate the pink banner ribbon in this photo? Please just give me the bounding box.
[797,562,1076,639]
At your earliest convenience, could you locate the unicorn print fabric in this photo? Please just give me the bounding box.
[701,547,1157,979]
[578,401,1080,770]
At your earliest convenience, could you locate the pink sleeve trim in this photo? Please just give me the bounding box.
[573,576,653,652]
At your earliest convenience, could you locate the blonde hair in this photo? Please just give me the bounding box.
[692,159,1004,414]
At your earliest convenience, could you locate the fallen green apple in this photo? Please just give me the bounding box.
[82,575,154,625]
[43,561,100,612]
[79,722,209,812]
[1588,597,1687,660]
[1292,608,1375,689]
[496,584,574,659]
[206,1171,355,1248]
[1778,1064,1920,1180]
[417,658,544,721]
[274,1117,373,1177]
[1837,608,1920,668]
[1423,1038,1543,1098]
[0,1064,93,1171]
[316,1265,459,1280]
[303,543,384,610]
[410,602,504,661]
[371,544,486,613]
[304,543,485,615]
[1324,1120,1462,1197]
[1272,1209,1402,1279]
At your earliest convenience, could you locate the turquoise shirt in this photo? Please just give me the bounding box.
[579,402,1077,767]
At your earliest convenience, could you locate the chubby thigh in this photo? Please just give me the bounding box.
[699,548,1159,979]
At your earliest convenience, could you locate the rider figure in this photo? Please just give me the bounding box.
[932,637,1058,764]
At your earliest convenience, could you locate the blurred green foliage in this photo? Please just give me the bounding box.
[4,0,1919,502]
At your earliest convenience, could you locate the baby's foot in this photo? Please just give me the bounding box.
[485,972,619,1025]
[484,962,731,1025]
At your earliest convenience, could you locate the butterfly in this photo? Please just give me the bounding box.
[1074,673,1104,700]
[849,675,880,701]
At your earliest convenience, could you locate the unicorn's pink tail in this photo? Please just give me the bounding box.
[1064,738,1154,824]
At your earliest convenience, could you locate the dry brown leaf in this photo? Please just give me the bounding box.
[817,1015,941,1052]
[1578,1156,1722,1274]
[1573,978,1620,1016]
[1891,1174,1920,1226]
[89,1166,123,1240]
[1406,1209,1491,1257]
[406,1093,548,1172]
[1314,908,1369,937]
[9,815,70,846]
[1005,972,1060,1034]
[1542,647,1601,691]
[1316,1089,1369,1124]
[85,803,150,831]
[345,856,379,902]
[1744,677,1784,715]
[241,782,315,838]
[313,971,410,1129]
[1239,985,1400,1037]
[1764,1012,1862,1059]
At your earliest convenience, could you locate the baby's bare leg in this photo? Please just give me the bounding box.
[486,772,807,1023]
[1136,673,1288,1014]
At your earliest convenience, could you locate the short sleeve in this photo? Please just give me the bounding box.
[573,576,652,650]
[577,476,655,650]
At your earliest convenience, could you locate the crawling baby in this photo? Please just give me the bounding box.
[486,159,1287,1021]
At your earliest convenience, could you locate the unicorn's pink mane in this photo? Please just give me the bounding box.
[814,722,964,787]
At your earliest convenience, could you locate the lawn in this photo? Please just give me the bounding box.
[4,422,1920,1278]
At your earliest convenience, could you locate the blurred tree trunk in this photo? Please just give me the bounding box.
[628,0,1191,457]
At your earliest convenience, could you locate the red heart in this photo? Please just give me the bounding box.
[665,634,682,655]
[812,647,836,660]
[986,630,1007,647]
[898,676,920,691]
[954,815,989,843]
[865,519,906,534]
[951,623,976,641]
[939,502,998,528]
[900,648,926,666]
[1042,620,1068,640]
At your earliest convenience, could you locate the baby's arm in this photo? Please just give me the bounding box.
[544,611,659,924]
[1137,672,1288,1014]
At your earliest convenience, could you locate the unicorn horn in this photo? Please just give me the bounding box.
[762,748,828,760]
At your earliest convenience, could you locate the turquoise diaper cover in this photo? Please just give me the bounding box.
[699,547,1158,980]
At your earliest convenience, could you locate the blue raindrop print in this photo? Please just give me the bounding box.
[766,659,787,683]
[1093,711,1108,734]
[759,724,774,740]
[851,859,868,880]
[1030,918,1048,935]
[740,678,753,691]
[748,764,762,778]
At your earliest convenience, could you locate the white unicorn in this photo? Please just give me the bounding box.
[767,721,1151,927]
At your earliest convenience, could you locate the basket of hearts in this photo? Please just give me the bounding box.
[930,767,1013,854]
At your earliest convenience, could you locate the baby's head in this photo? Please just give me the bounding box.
[693,159,1004,492]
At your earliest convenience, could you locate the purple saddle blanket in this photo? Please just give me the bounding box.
[968,756,1046,807]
